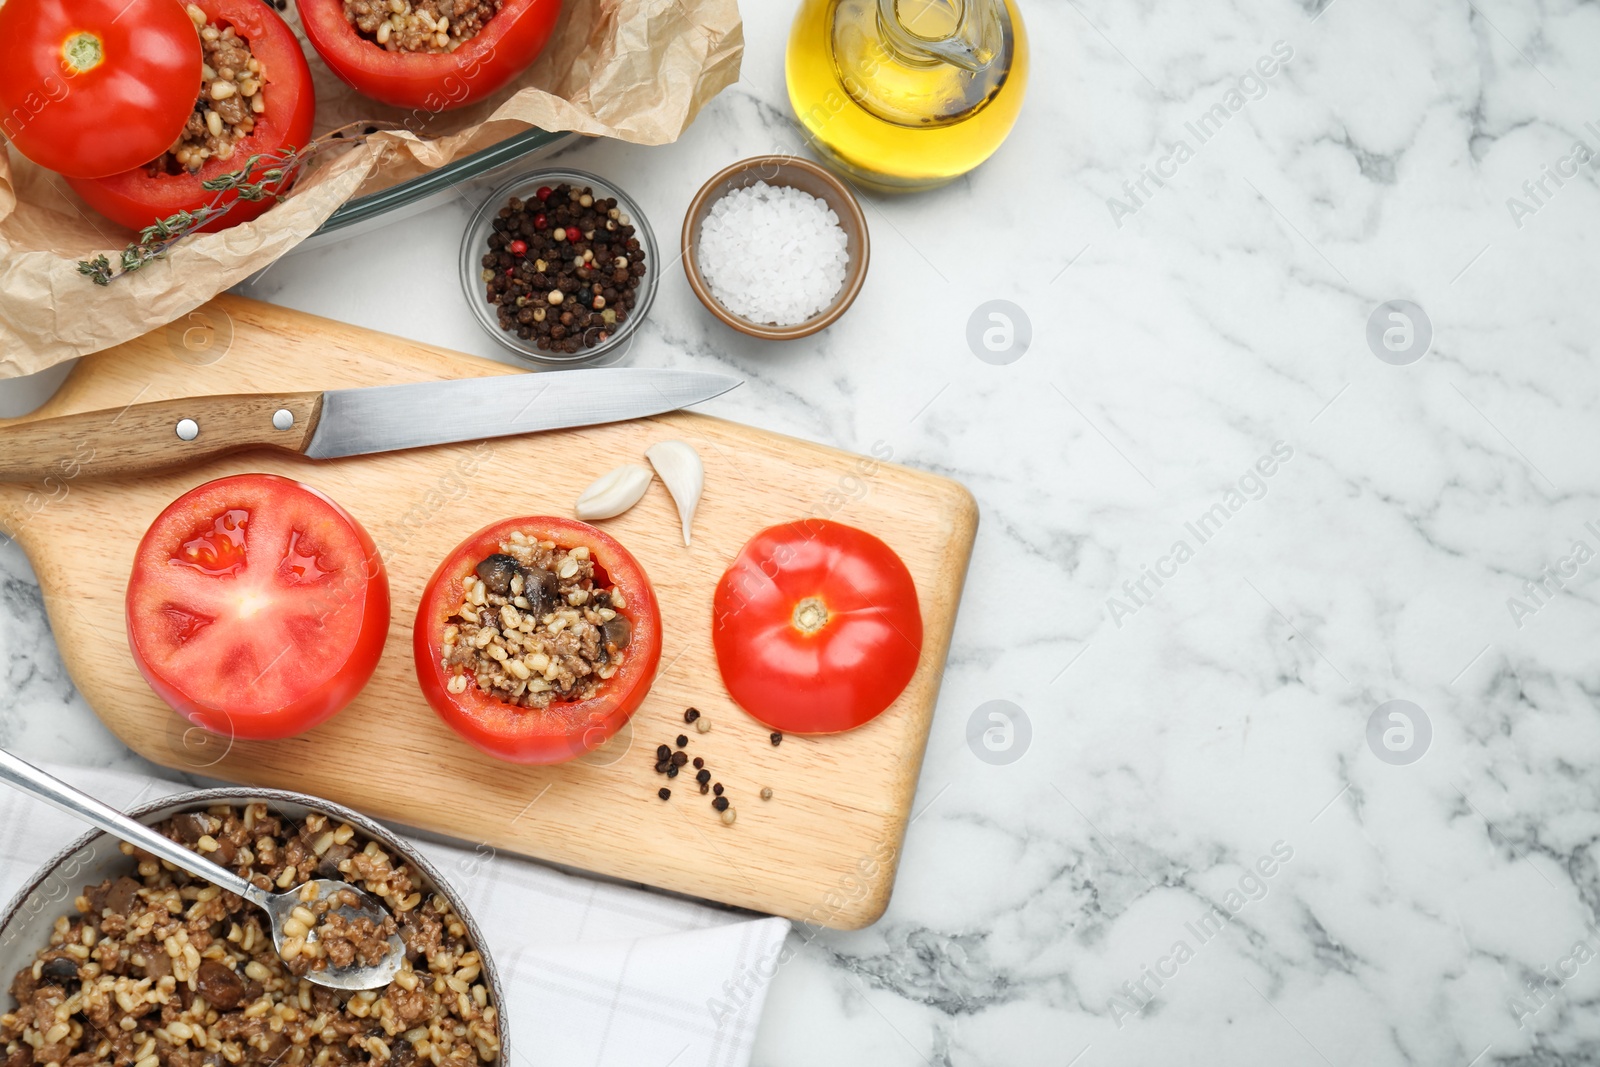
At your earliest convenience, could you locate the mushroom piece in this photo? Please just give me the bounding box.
[39,957,78,983]
[195,960,246,1010]
[525,566,560,612]
[170,811,212,844]
[474,554,521,596]
[601,614,632,651]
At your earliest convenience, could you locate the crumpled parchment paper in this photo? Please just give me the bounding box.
[0,0,743,377]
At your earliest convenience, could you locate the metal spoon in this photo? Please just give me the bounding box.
[0,749,404,990]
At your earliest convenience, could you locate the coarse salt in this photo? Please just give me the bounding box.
[696,181,850,327]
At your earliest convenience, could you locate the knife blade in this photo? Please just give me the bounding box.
[0,368,740,484]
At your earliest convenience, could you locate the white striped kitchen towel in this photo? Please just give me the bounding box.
[0,763,791,1067]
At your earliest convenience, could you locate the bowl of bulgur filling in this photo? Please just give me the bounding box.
[0,790,506,1067]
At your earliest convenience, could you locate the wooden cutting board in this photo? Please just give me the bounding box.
[0,296,977,929]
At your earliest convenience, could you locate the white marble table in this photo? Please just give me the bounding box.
[8,0,1600,1062]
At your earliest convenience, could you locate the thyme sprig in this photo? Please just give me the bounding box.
[78,122,384,285]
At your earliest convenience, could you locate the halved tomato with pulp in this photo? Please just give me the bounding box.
[414,516,661,764]
[126,474,390,741]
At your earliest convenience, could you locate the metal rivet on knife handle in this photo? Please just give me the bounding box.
[175,419,199,442]
[272,409,295,431]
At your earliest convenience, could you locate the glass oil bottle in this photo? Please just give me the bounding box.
[786,0,1029,192]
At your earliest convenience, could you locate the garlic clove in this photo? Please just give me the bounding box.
[575,464,654,521]
[646,440,704,546]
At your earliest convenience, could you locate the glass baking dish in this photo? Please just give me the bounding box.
[299,127,580,250]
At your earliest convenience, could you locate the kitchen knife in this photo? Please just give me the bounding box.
[0,367,740,483]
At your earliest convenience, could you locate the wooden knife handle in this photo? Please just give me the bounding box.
[0,392,324,483]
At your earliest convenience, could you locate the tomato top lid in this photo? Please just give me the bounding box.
[0,0,205,178]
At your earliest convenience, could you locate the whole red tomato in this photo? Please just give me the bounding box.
[126,474,391,742]
[713,520,923,734]
[414,516,661,764]
[298,0,560,111]
[66,0,314,233]
[0,0,201,178]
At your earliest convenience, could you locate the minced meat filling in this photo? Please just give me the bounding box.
[1,804,498,1067]
[441,533,632,709]
[343,0,501,54]
[157,5,265,174]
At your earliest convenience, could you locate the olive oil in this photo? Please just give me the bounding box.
[786,0,1029,192]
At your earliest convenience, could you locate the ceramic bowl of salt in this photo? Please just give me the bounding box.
[681,155,870,340]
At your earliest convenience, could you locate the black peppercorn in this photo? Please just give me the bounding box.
[676,734,688,747]
[656,744,671,761]
[770,732,783,746]
[696,769,710,784]
[667,763,679,778]
[658,788,671,800]
[692,757,704,769]
[712,796,729,812]
[712,783,723,796]
[671,751,689,767]
[654,760,669,774]
[685,708,700,722]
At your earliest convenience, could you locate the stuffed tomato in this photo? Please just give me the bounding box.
[415,517,661,764]
[67,0,314,233]
[299,0,560,110]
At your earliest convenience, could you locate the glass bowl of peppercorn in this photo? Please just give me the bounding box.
[460,168,658,366]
